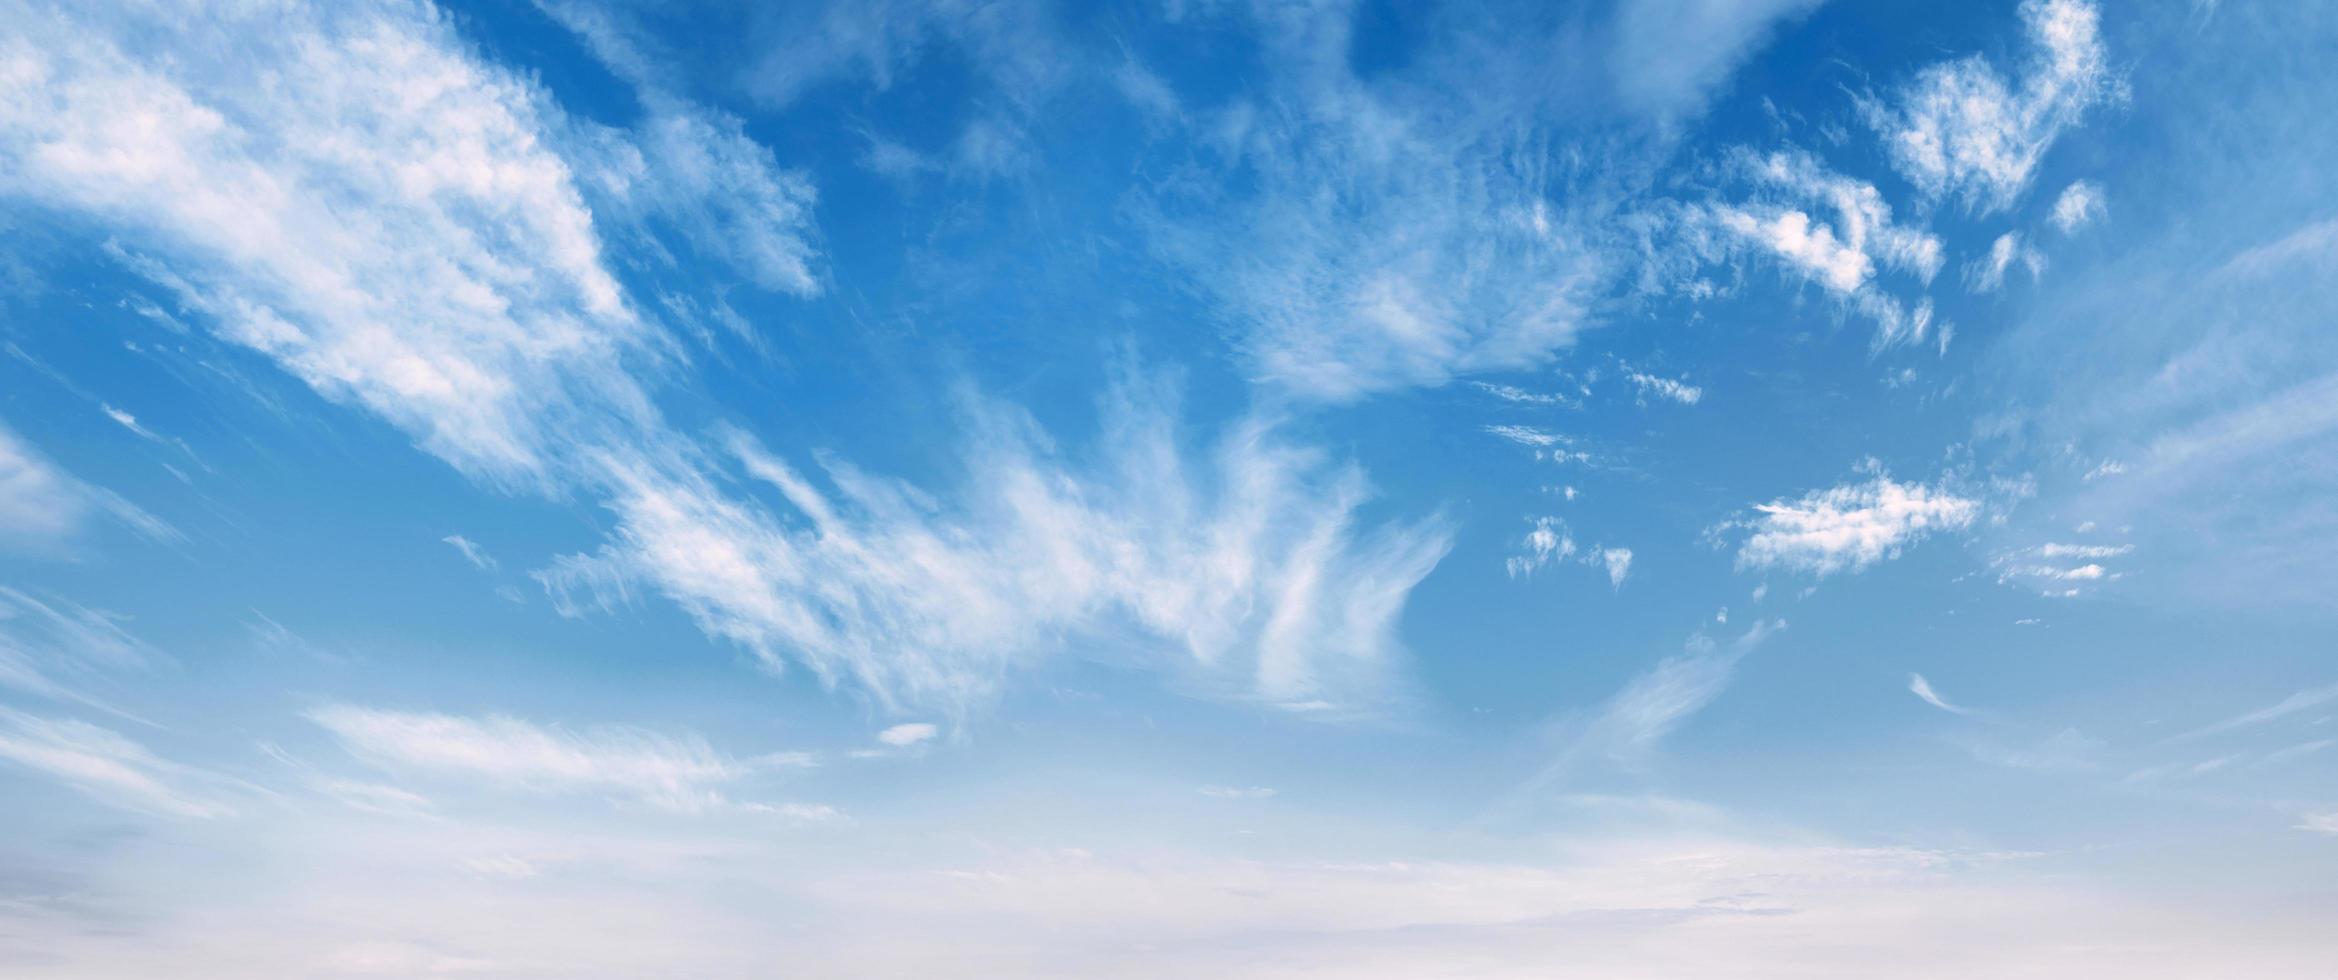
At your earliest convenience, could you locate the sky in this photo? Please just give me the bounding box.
[0,0,2335,975]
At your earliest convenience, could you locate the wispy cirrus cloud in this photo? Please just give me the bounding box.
[1606,0,1824,118]
[440,534,497,573]
[542,377,1453,714]
[2161,682,2338,745]
[0,0,1453,720]
[1909,673,1971,715]
[306,705,809,813]
[0,421,176,552]
[0,587,155,722]
[1131,2,1610,401]
[0,708,236,818]
[1527,620,1787,793]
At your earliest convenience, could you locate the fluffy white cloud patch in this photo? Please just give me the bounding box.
[875,723,937,748]
[1695,151,1946,348]
[1727,468,1979,577]
[1868,0,2111,213]
[2050,179,2106,232]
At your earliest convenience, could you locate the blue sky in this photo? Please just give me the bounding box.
[1,0,2335,975]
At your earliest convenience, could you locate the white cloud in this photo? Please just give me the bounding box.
[1535,621,1786,784]
[1868,0,2111,213]
[1909,673,1970,715]
[317,778,435,817]
[0,1,656,486]
[2163,683,2338,745]
[440,534,497,573]
[2050,179,2107,232]
[100,403,158,441]
[739,801,844,822]
[1504,519,1628,588]
[1607,0,1825,116]
[1695,151,1946,348]
[0,420,175,551]
[875,722,937,748]
[1970,726,2103,773]
[1993,541,2130,596]
[0,707,235,818]
[1506,517,1576,579]
[1132,4,1600,400]
[306,705,791,812]
[0,1,1450,720]
[1471,381,1571,406]
[1198,785,1276,800]
[1112,56,1181,121]
[534,0,824,299]
[1625,371,1703,406]
[1485,425,1593,465]
[1484,425,1569,448]
[2038,542,2129,559]
[2299,812,2338,836]
[1727,468,1979,577]
[1600,548,1634,589]
[1969,231,2045,293]
[0,586,155,719]
[1712,207,1870,293]
[541,378,1453,714]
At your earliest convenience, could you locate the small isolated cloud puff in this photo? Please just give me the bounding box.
[1725,467,1979,578]
[876,722,937,748]
[1626,371,1703,406]
[1909,673,1971,715]
[1868,0,2112,213]
[1968,232,2045,293]
[2050,180,2107,232]
[441,534,497,572]
[1601,548,1634,589]
[1199,785,1276,800]
[1505,519,1629,588]
[1507,517,1576,579]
